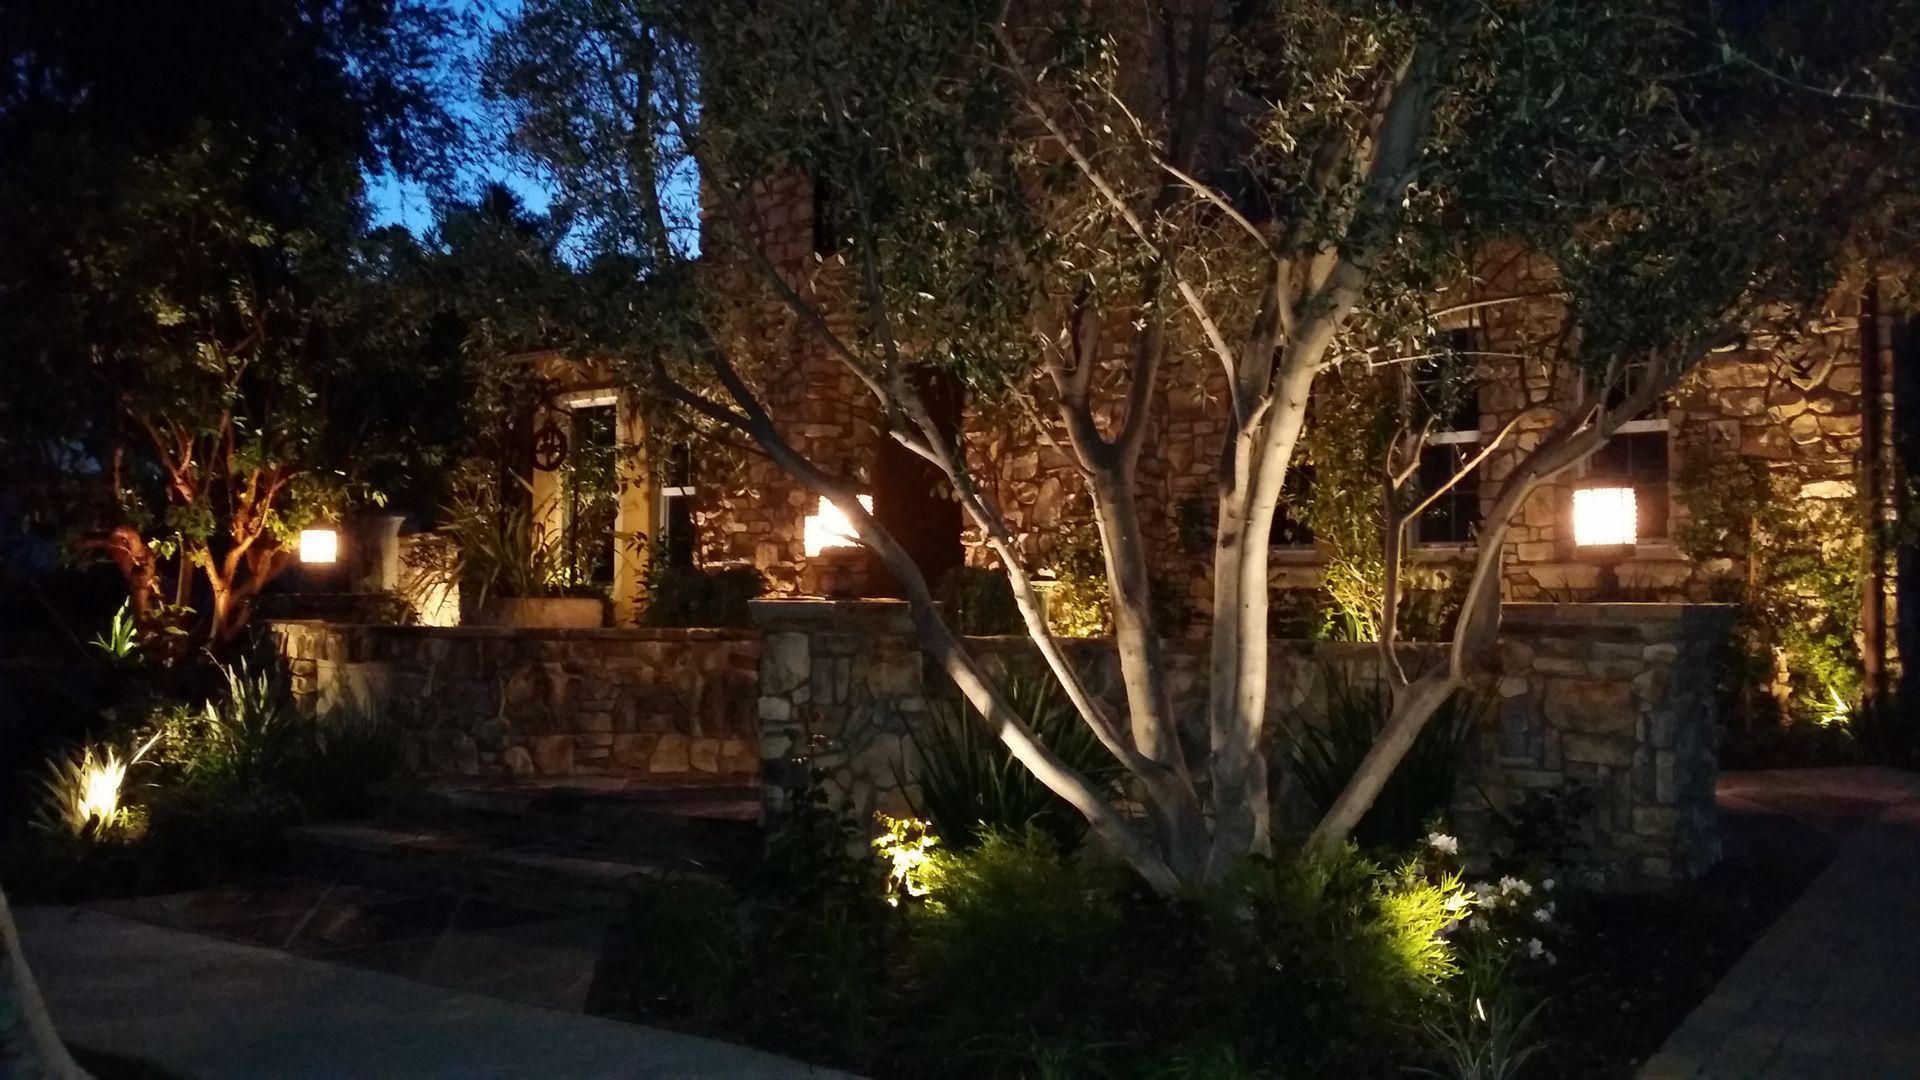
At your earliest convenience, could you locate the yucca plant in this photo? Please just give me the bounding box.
[907,673,1122,853]
[33,731,164,839]
[183,657,306,800]
[88,599,140,661]
[1286,667,1478,853]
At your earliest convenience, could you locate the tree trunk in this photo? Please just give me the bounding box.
[0,886,90,1079]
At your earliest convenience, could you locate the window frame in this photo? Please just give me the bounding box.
[1411,337,1485,549]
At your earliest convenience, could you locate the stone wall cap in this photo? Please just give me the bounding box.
[261,619,759,642]
[1502,602,1737,626]
[748,597,915,629]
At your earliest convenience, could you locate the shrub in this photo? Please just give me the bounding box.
[161,658,305,806]
[936,565,1023,636]
[642,564,766,628]
[1285,667,1477,851]
[909,673,1121,853]
[908,828,1123,1064]
[1200,846,1466,1073]
[614,877,748,1019]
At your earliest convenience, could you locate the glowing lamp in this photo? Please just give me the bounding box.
[803,494,873,557]
[298,527,340,564]
[1571,486,1636,548]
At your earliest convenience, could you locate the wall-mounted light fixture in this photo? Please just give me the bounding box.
[1571,484,1635,599]
[298,526,340,564]
[803,494,872,557]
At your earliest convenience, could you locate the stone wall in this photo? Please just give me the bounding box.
[272,621,760,781]
[752,599,1729,891]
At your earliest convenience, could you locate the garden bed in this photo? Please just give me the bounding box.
[1531,802,1838,1077]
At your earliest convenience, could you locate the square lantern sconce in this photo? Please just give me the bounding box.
[298,527,340,564]
[803,494,873,557]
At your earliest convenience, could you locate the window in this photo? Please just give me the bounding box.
[1413,330,1483,545]
[660,444,697,569]
[561,398,619,588]
[1270,465,1316,548]
[1586,366,1671,540]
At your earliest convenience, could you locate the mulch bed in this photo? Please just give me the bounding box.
[1530,806,1839,1078]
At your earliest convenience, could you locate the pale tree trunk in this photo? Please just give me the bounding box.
[0,886,90,1080]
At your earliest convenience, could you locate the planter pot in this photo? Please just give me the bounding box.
[473,597,606,629]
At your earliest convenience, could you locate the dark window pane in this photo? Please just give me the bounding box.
[812,174,838,254]
[1416,331,1481,434]
[663,494,696,568]
[1271,465,1315,547]
[1590,430,1669,539]
[1416,444,1479,545]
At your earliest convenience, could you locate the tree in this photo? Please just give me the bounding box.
[0,885,87,1078]
[0,0,462,646]
[488,0,1916,891]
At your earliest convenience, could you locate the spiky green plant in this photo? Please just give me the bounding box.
[88,599,140,661]
[1285,667,1478,852]
[907,673,1122,853]
[33,731,163,839]
[184,657,306,799]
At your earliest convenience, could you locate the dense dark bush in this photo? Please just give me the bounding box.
[935,565,1023,636]
[641,564,767,628]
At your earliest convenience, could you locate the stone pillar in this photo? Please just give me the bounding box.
[1468,602,1733,890]
[750,599,930,829]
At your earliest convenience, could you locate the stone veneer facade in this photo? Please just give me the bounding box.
[536,176,1876,650]
[753,599,1729,891]
[271,621,760,781]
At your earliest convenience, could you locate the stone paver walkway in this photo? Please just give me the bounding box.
[1640,768,1920,1079]
[16,903,855,1079]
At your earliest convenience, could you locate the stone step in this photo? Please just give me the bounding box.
[366,777,762,867]
[289,822,721,912]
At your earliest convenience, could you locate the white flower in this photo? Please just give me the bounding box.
[1467,914,1488,932]
[1542,878,1556,892]
[1472,882,1497,904]
[1442,918,1462,936]
[1545,950,1558,966]
[1444,892,1470,913]
[1526,938,1545,960]
[1498,876,1533,898]
[1532,906,1552,923]
[1426,832,1460,855]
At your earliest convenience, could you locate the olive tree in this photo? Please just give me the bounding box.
[489,0,1915,890]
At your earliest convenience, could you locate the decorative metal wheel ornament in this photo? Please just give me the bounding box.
[532,419,569,470]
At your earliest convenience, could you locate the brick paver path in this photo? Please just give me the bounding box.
[1641,768,1920,1079]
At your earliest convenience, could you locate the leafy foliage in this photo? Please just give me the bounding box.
[1675,450,1865,744]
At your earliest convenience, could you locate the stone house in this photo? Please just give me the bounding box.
[521,176,1892,664]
